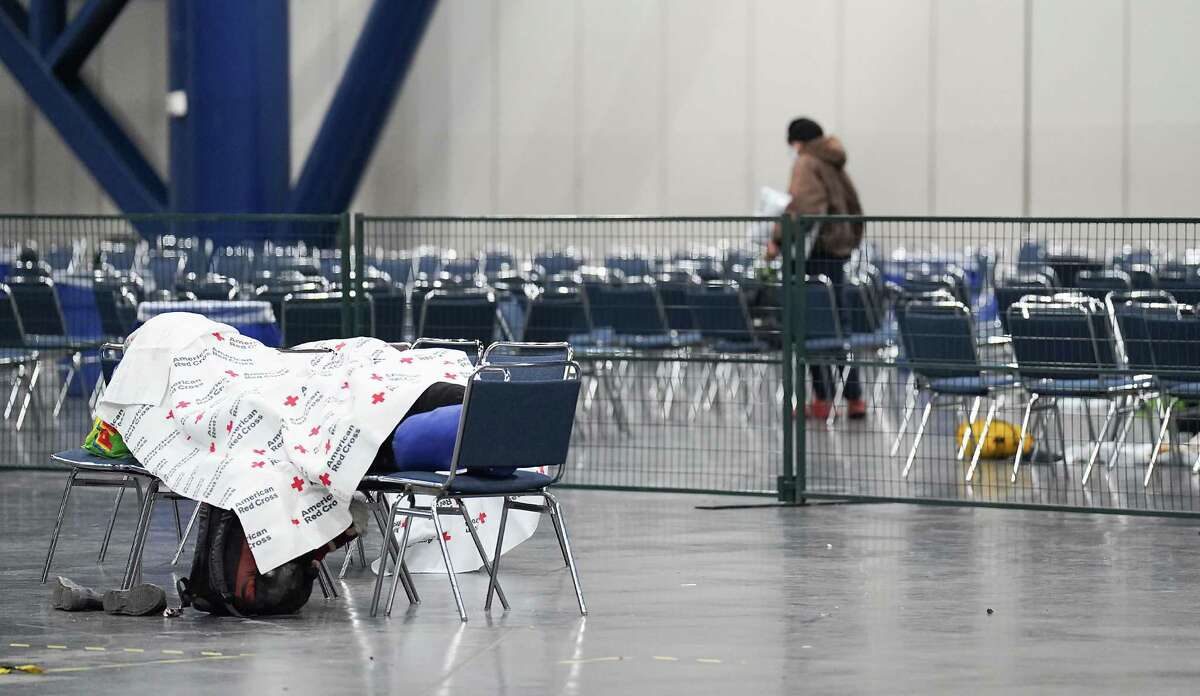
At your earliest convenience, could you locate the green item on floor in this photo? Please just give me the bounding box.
[82,419,130,458]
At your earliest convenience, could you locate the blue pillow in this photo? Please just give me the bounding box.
[390,404,517,477]
[391,405,461,472]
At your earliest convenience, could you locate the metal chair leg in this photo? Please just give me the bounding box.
[370,497,402,617]
[171,502,201,566]
[965,398,998,482]
[1145,399,1176,488]
[41,469,78,583]
[52,352,82,420]
[15,360,39,431]
[338,540,356,580]
[98,476,130,563]
[369,492,417,605]
[889,383,918,457]
[901,397,935,478]
[121,479,160,590]
[956,396,981,460]
[455,498,509,611]
[1010,394,1038,483]
[384,514,415,617]
[1081,401,1119,485]
[319,560,338,598]
[545,491,587,616]
[316,564,331,599]
[485,499,510,612]
[429,503,467,622]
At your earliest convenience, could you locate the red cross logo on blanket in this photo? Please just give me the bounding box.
[478,512,486,524]
[309,426,320,436]
[284,395,299,407]
[291,518,300,526]
[444,372,457,380]
[212,332,224,341]
[324,440,331,453]
[165,410,174,420]
[224,370,239,378]
[294,444,307,454]
[341,381,349,390]
[209,442,216,454]
[194,411,205,424]
[253,448,265,455]
[400,357,413,364]
[319,473,331,487]
[251,461,265,468]
[334,341,346,351]
[371,392,385,404]
[226,421,234,433]
[442,531,452,542]
[176,400,189,409]
[370,373,382,381]
[291,477,304,493]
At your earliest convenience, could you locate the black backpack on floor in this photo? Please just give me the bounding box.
[177,503,317,616]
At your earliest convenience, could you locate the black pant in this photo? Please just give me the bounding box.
[806,254,861,401]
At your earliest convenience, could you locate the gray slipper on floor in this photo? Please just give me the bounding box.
[51,576,104,612]
[102,584,167,616]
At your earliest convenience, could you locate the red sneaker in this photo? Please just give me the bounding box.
[847,399,868,420]
[804,400,833,420]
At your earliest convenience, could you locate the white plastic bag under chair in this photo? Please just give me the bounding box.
[1064,442,1179,468]
[374,486,543,574]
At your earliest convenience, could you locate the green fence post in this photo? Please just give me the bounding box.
[778,215,797,502]
[340,213,353,337]
[354,212,366,335]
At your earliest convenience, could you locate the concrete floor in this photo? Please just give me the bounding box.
[3,472,1200,694]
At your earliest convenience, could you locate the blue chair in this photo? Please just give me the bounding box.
[654,271,699,334]
[1074,269,1131,302]
[282,292,375,347]
[141,251,186,296]
[687,281,763,353]
[483,250,515,279]
[1155,268,1200,306]
[414,248,443,278]
[895,298,1017,480]
[534,251,583,277]
[419,289,505,345]
[587,280,675,348]
[1007,295,1139,483]
[1141,310,1200,486]
[483,341,573,380]
[442,253,481,280]
[804,275,852,425]
[412,337,483,365]
[374,253,414,290]
[368,362,585,620]
[605,254,654,280]
[0,284,40,429]
[522,287,591,343]
[993,274,1055,333]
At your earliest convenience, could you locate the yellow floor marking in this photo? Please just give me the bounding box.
[696,658,723,664]
[652,656,678,662]
[45,654,247,674]
[84,647,106,652]
[123,648,145,653]
[199,651,222,657]
[9,643,30,648]
[557,656,624,665]
[161,649,184,655]
[46,645,67,650]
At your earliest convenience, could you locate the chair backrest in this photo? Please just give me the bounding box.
[419,289,500,345]
[1111,298,1179,373]
[281,293,372,347]
[1007,298,1104,381]
[92,277,136,339]
[7,275,67,336]
[522,287,591,343]
[605,255,653,279]
[1143,310,1200,379]
[655,272,698,332]
[375,254,413,289]
[1073,269,1131,301]
[412,337,483,365]
[805,275,842,341]
[482,342,573,380]
[587,281,667,337]
[994,275,1055,333]
[686,282,755,344]
[534,251,583,277]
[1154,267,1200,306]
[143,252,185,293]
[899,299,980,380]
[370,293,407,343]
[483,250,515,278]
[0,284,28,348]
[448,364,582,480]
[842,276,882,334]
[99,343,124,384]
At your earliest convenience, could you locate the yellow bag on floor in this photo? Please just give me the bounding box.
[956,418,1033,459]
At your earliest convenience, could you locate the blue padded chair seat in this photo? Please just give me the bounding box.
[848,331,894,350]
[368,469,555,495]
[1022,378,1138,397]
[616,334,680,350]
[1162,381,1200,398]
[709,339,769,354]
[929,374,1018,396]
[805,337,848,353]
[50,447,145,474]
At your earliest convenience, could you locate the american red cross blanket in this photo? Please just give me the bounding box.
[96,312,471,572]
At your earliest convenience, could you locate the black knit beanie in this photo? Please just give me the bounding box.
[787,117,824,144]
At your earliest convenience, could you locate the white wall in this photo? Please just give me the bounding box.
[0,0,1197,217]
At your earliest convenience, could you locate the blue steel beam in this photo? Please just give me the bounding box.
[288,0,438,214]
[29,0,66,54]
[0,7,166,213]
[47,0,129,77]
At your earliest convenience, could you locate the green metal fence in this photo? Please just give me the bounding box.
[781,215,1200,517]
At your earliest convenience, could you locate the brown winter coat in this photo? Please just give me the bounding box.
[781,136,863,259]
